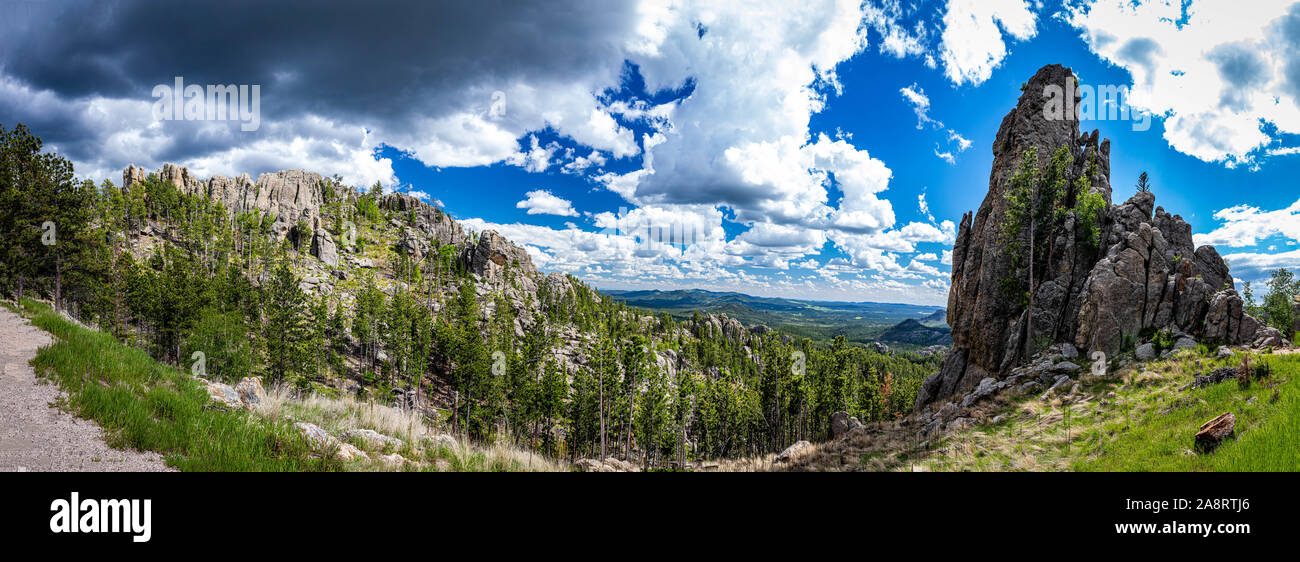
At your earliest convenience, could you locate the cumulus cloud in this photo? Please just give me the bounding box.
[517,190,580,217]
[1195,197,1300,248]
[939,0,1038,86]
[901,83,941,129]
[1067,0,1300,167]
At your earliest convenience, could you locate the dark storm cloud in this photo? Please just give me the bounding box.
[0,0,640,168]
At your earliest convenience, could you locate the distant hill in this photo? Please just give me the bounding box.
[918,309,947,327]
[602,288,942,345]
[878,318,952,346]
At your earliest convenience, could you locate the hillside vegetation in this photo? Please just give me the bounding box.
[0,122,939,470]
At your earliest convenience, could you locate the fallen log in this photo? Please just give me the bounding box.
[1194,412,1235,453]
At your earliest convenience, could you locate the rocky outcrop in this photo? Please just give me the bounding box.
[463,229,537,283]
[829,410,863,438]
[310,229,339,267]
[121,164,537,284]
[379,192,467,249]
[916,64,1282,411]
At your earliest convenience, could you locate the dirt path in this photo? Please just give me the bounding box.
[0,306,172,472]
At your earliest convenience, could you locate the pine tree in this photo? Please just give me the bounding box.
[264,258,310,385]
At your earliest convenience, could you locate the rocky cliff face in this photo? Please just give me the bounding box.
[916,64,1288,411]
[121,163,535,285]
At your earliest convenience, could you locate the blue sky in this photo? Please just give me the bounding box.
[5,1,1300,305]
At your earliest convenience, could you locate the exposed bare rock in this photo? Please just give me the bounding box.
[340,429,404,450]
[938,64,1109,408]
[234,377,265,407]
[311,229,339,267]
[463,230,537,282]
[830,410,863,438]
[774,440,813,463]
[378,192,467,248]
[124,163,329,240]
[294,422,337,449]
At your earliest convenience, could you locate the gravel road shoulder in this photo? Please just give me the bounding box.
[0,306,173,472]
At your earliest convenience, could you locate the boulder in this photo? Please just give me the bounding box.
[1253,326,1289,348]
[294,422,338,449]
[1052,361,1081,374]
[200,380,243,409]
[773,440,813,463]
[829,411,863,438]
[340,429,404,450]
[960,377,1004,408]
[573,459,603,472]
[311,229,339,267]
[424,434,458,449]
[1135,343,1156,362]
[946,417,975,432]
[1041,375,1072,398]
[234,376,265,407]
[1173,336,1198,352]
[336,443,368,461]
[377,453,409,466]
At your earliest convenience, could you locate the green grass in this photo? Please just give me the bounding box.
[1071,353,1299,471]
[19,300,341,471]
[913,348,1300,472]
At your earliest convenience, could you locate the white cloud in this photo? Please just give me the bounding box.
[863,0,931,60]
[1067,1,1300,167]
[516,189,580,217]
[1221,248,1300,282]
[506,135,560,173]
[900,83,941,129]
[918,190,935,222]
[1195,197,1300,248]
[939,0,1038,86]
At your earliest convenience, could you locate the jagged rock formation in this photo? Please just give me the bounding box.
[121,163,540,286]
[127,163,330,240]
[916,64,1286,411]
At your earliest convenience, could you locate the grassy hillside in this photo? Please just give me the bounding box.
[760,346,1299,472]
[16,299,336,471]
[12,299,565,471]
